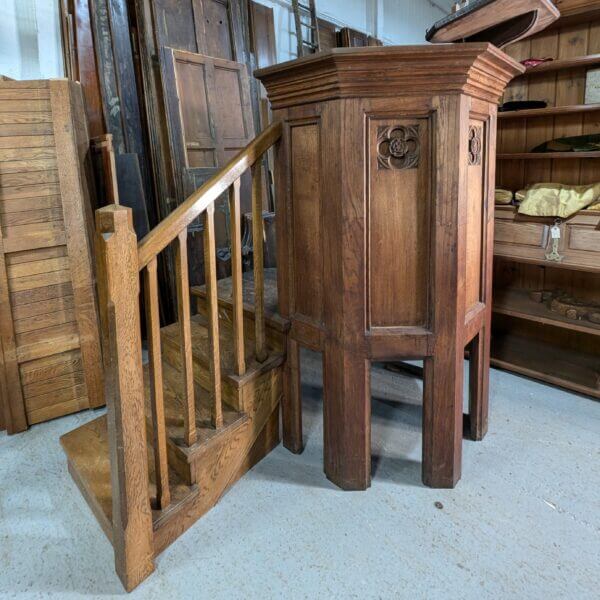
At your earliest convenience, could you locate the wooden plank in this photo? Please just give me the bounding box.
[7,255,70,279]
[23,369,85,399]
[14,306,76,334]
[16,324,80,363]
[0,99,51,113]
[9,268,72,293]
[20,349,82,385]
[0,195,63,214]
[203,203,223,428]
[49,79,104,410]
[10,281,73,307]
[0,169,59,188]
[0,182,60,200]
[251,163,267,362]
[27,395,89,425]
[12,294,75,322]
[0,88,50,100]
[0,158,58,174]
[174,230,197,446]
[5,244,67,265]
[24,381,87,411]
[229,179,245,375]
[0,146,56,161]
[0,135,54,149]
[0,112,53,126]
[143,257,170,510]
[2,207,63,227]
[2,228,66,253]
[0,123,54,136]
[0,224,27,432]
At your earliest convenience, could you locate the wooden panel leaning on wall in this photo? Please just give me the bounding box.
[0,79,104,433]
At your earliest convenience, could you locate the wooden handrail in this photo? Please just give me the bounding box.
[137,121,283,271]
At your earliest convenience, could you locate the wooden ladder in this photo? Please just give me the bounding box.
[292,0,320,57]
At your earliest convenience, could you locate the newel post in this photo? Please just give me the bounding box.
[95,205,155,591]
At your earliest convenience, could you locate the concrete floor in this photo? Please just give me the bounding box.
[1,351,599,599]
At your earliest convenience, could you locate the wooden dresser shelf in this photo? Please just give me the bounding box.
[493,289,600,337]
[491,332,600,399]
[498,103,600,119]
[497,151,600,159]
[513,53,600,77]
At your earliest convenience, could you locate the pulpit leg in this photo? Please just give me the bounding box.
[282,338,303,453]
[422,345,463,488]
[467,326,490,441]
[322,343,371,491]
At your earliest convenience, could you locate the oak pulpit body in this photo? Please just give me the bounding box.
[256,45,523,490]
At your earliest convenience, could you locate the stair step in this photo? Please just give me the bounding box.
[190,267,287,334]
[60,415,199,543]
[160,313,285,403]
[144,359,250,466]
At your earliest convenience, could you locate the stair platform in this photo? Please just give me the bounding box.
[61,415,199,545]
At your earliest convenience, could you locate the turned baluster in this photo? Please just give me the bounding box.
[144,257,171,509]
[174,230,196,446]
[203,203,223,428]
[251,163,267,363]
[229,179,245,376]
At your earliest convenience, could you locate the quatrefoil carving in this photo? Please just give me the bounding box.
[468,125,482,166]
[377,125,420,170]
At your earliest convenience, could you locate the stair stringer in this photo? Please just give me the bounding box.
[152,366,281,556]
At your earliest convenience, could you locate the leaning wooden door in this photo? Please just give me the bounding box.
[160,48,255,283]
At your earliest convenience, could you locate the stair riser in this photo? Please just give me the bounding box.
[161,336,243,411]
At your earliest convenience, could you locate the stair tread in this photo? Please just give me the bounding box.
[161,312,284,384]
[144,358,249,454]
[60,415,198,539]
[190,268,284,330]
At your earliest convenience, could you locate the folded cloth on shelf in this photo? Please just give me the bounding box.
[518,182,600,217]
[532,133,600,153]
[589,200,600,211]
[495,188,513,204]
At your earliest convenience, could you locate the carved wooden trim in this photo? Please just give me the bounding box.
[377,125,420,170]
[468,125,482,166]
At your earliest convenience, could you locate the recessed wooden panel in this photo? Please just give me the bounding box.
[495,220,549,247]
[213,67,246,140]
[368,117,430,328]
[290,121,322,324]
[465,120,485,312]
[0,79,103,432]
[203,0,234,60]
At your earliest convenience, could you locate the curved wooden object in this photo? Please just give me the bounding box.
[426,0,560,48]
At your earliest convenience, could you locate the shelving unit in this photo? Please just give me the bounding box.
[492,13,600,400]
[497,151,600,159]
[513,53,600,77]
[498,103,600,118]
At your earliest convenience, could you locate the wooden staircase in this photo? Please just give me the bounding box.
[60,123,284,591]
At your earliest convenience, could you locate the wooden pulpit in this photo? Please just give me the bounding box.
[256,44,523,490]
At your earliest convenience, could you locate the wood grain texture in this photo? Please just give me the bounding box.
[95,204,154,591]
[0,79,103,432]
[257,44,517,490]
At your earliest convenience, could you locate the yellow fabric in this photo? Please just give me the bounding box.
[517,183,600,218]
[515,189,526,202]
[588,200,600,212]
[495,189,513,204]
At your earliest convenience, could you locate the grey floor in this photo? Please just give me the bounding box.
[1,351,599,599]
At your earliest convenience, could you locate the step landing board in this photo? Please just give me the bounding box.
[60,415,198,545]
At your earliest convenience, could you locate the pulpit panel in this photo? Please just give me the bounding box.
[367,117,431,328]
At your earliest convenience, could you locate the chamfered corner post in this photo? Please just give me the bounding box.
[422,93,469,489]
[95,204,155,591]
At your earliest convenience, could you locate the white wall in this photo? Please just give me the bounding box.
[257,0,454,63]
[0,0,63,80]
